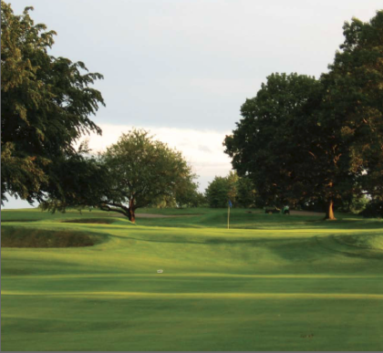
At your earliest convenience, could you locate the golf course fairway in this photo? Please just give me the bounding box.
[1,208,383,351]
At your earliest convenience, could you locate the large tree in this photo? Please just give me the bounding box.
[97,129,196,222]
[1,3,104,205]
[321,11,383,204]
[224,73,329,213]
[224,11,383,220]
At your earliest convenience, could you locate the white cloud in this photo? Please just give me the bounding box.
[189,78,260,97]
[82,124,233,191]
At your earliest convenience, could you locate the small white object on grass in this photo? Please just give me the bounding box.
[157,269,163,274]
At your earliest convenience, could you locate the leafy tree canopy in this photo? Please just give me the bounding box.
[1,3,104,205]
[224,73,325,209]
[97,129,196,222]
[237,177,258,208]
[224,11,383,219]
[148,180,205,208]
[205,176,232,208]
[321,11,383,202]
[205,171,257,208]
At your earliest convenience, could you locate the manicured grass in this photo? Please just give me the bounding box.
[1,207,383,351]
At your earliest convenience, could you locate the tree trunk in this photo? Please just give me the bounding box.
[128,208,136,223]
[129,199,136,223]
[325,199,336,220]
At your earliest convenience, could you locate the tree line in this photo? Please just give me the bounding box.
[2,3,382,220]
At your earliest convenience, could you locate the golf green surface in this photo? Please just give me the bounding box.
[1,208,383,351]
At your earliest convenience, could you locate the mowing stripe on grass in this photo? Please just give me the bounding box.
[3,291,383,300]
[3,273,383,280]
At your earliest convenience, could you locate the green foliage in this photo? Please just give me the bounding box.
[149,182,205,209]
[226,171,238,203]
[205,171,256,208]
[339,194,370,214]
[205,176,231,208]
[224,73,323,207]
[225,11,383,219]
[98,129,196,221]
[1,3,104,205]
[237,176,257,207]
[191,192,208,208]
[360,200,383,218]
[149,194,178,209]
[39,144,110,213]
[321,11,383,201]
[174,179,204,207]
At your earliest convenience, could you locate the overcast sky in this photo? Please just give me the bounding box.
[4,0,382,208]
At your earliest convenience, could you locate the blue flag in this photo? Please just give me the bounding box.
[228,200,233,208]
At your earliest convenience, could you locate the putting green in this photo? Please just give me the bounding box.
[1,208,383,351]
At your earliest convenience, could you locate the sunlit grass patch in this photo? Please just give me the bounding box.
[1,207,383,351]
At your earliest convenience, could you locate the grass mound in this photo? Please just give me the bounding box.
[1,227,98,248]
[335,233,383,252]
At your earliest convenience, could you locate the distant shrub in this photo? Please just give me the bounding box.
[360,201,383,218]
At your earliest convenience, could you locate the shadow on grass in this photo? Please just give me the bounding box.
[63,218,116,224]
[1,219,42,223]
[1,227,103,248]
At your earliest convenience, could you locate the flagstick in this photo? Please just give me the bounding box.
[227,205,230,229]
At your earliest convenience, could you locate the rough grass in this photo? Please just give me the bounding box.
[1,207,383,351]
[1,227,99,248]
